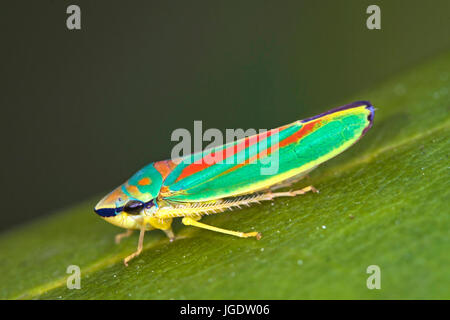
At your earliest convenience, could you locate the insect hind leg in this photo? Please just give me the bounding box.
[182,217,261,240]
[263,185,319,200]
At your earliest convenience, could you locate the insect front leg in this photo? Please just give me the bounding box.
[123,226,146,266]
[115,229,133,244]
[122,217,175,266]
[181,216,262,240]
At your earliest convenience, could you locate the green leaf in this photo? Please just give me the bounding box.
[1,52,449,300]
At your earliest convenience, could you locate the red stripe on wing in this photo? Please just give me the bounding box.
[174,128,281,183]
[207,119,321,178]
[278,120,320,148]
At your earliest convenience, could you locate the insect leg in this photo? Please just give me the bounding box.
[123,226,146,266]
[157,186,319,220]
[163,228,176,242]
[115,229,133,244]
[263,185,319,200]
[182,217,262,240]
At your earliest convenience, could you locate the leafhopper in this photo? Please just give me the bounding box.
[95,101,374,265]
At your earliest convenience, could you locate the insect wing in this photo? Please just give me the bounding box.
[163,101,374,202]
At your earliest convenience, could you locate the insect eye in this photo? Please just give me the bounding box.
[123,200,144,215]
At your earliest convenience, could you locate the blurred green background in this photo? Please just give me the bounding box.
[1,0,449,231]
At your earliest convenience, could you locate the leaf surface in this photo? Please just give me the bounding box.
[1,53,449,299]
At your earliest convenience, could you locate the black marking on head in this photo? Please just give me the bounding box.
[123,200,144,215]
[94,206,123,217]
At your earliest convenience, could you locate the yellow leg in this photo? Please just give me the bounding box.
[182,217,261,240]
[124,227,146,266]
[115,229,133,244]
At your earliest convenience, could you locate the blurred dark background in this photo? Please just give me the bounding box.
[1,0,449,231]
